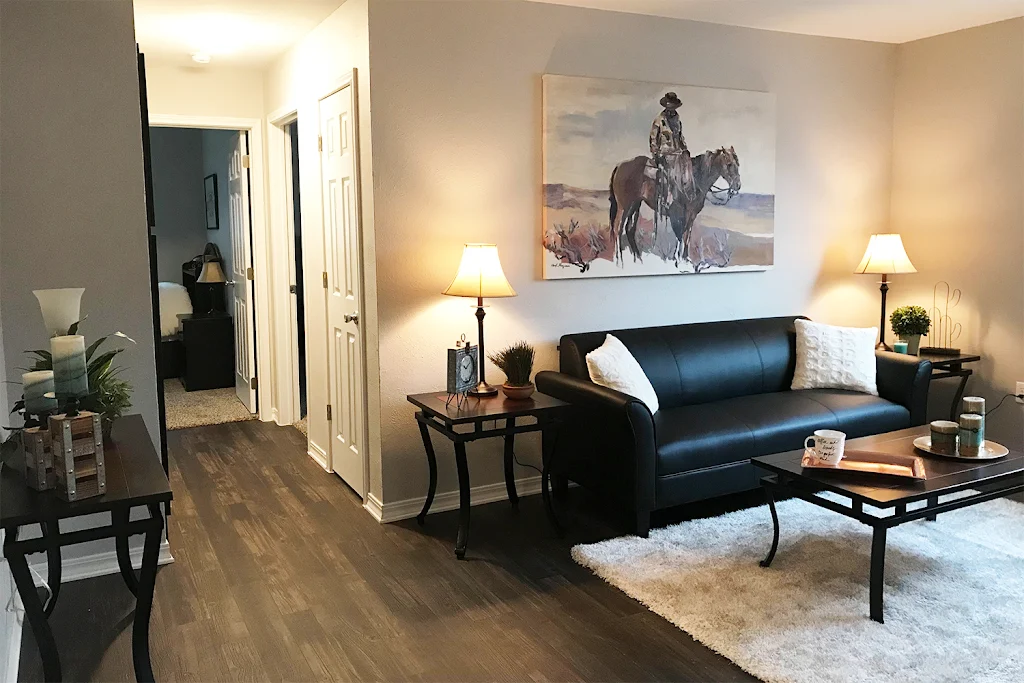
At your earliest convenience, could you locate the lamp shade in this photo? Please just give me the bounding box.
[855,234,917,275]
[442,244,517,299]
[33,288,85,337]
[197,260,227,284]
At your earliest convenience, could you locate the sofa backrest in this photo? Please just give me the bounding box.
[559,316,805,409]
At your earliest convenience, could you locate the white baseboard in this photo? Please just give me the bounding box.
[365,475,543,524]
[29,540,174,587]
[308,441,330,471]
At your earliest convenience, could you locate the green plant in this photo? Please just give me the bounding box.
[890,305,931,338]
[15,328,135,424]
[488,341,535,387]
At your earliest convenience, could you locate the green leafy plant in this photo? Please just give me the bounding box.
[15,328,135,425]
[488,341,535,387]
[890,305,931,338]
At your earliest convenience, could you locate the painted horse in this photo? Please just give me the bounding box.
[609,146,742,266]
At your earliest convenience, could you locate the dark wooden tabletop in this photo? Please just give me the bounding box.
[1,414,172,529]
[752,426,1023,508]
[917,351,981,368]
[407,391,570,426]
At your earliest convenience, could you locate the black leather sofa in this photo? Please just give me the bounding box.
[535,316,932,537]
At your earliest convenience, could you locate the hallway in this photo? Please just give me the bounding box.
[18,421,751,682]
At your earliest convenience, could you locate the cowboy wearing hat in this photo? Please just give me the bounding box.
[646,92,696,204]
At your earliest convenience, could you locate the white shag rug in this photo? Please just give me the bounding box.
[572,495,1024,683]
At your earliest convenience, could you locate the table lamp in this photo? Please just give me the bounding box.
[197,259,227,314]
[855,234,917,351]
[443,244,517,397]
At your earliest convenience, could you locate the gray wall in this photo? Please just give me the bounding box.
[151,127,207,282]
[367,0,898,503]
[201,129,238,276]
[890,19,1024,449]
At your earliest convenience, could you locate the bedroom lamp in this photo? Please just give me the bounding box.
[443,243,517,397]
[855,234,917,351]
[197,260,227,314]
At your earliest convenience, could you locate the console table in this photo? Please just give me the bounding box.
[917,352,981,420]
[1,415,172,682]
[407,391,569,559]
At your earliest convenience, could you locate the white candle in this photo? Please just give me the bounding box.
[51,335,89,399]
[22,370,57,414]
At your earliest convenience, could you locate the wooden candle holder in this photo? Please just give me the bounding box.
[49,411,106,501]
[23,426,56,491]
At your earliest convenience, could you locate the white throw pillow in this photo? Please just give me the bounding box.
[586,334,660,414]
[791,319,878,395]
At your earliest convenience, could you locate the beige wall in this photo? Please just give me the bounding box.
[263,0,382,496]
[144,63,265,120]
[0,0,156,572]
[367,0,897,503]
[890,19,1024,448]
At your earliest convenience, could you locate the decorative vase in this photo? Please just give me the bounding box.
[33,288,85,337]
[501,382,535,400]
[900,334,922,355]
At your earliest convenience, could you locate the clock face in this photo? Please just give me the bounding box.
[459,355,476,383]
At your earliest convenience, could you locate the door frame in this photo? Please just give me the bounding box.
[149,114,271,422]
[267,107,303,428]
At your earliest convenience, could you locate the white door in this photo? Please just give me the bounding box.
[229,131,257,413]
[320,85,364,495]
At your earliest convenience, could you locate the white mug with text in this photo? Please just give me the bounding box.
[804,429,847,466]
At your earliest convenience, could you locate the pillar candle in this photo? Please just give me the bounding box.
[959,413,983,457]
[51,335,89,400]
[22,370,58,414]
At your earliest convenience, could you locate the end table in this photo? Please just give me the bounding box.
[918,351,981,420]
[407,391,569,559]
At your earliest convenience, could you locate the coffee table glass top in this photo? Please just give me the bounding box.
[752,426,1024,508]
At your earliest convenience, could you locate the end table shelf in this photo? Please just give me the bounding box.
[407,391,569,559]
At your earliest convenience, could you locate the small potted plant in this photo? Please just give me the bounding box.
[488,341,536,400]
[890,305,931,355]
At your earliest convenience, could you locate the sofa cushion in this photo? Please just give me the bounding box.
[654,389,910,476]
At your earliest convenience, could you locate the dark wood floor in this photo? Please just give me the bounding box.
[19,420,758,682]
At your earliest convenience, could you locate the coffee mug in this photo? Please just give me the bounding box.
[804,429,847,465]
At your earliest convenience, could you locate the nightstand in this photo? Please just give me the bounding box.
[178,313,234,391]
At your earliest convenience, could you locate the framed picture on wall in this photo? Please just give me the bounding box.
[204,174,219,230]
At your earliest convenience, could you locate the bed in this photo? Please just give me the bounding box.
[158,243,225,380]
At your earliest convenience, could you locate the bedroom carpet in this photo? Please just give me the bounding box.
[163,379,255,430]
[573,494,1024,683]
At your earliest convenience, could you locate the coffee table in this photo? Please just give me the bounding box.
[751,426,1024,623]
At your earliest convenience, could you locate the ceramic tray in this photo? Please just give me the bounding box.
[801,449,927,480]
[913,436,1009,461]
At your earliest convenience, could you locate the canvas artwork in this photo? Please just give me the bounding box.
[542,75,776,279]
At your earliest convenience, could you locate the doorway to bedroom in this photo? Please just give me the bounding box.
[150,125,259,430]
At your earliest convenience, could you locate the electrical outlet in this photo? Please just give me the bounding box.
[1016,382,1024,404]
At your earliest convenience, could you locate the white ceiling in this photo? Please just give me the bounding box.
[134,0,345,67]
[526,0,1024,43]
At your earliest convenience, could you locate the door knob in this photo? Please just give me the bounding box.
[344,313,359,324]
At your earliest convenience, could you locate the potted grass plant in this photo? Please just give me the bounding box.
[890,305,931,355]
[488,341,536,400]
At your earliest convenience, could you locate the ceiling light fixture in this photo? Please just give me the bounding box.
[191,52,211,64]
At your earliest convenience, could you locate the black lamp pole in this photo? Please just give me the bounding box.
[470,296,498,397]
[877,274,891,351]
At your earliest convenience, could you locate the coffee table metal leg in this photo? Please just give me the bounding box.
[926,495,938,522]
[454,442,471,560]
[416,418,438,525]
[870,525,887,623]
[760,485,780,568]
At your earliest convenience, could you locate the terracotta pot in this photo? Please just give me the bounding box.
[502,382,535,401]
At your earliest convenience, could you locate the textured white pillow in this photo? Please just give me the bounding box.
[791,319,878,395]
[586,334,660,414]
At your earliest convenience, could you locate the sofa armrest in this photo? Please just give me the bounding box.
[875,351,932,425]
[535,371,657,512]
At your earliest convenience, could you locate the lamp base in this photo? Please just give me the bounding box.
[876,341,892,352]
[468,382,499,398]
